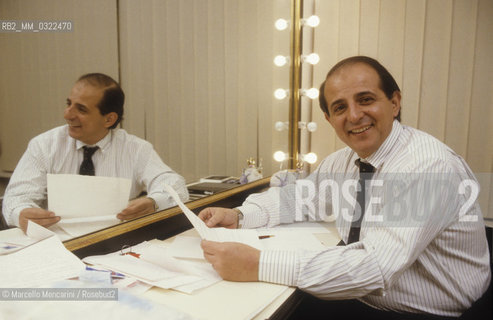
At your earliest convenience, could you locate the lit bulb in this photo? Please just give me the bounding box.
[301,88,319,99]
[274,88,288,100]
[305,15,320,27]
[274,55,289,67]
[275,121,288,131]
[307,122,317,132]
[303,152,318,164]
[273,151,287,162]
[275,19,288,31]
[303,53,320,65]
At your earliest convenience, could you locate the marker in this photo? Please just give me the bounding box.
[258,235,275,239]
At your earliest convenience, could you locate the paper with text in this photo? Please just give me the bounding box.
[165,185,262,249]
[0,222,85,287]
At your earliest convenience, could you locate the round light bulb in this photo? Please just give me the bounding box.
[302,88,319,99]
[273,151,287,162]
[274,88,288,100]
[307,122,318,132]
[275,19,288,31]
[304,53,320,65]
[303,152,318,164]
[274,55,288,67]
[305,15,320,27]
[275,121,287,131]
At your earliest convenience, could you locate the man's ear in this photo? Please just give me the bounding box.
[391,91,401,118]
[104,112,118,128]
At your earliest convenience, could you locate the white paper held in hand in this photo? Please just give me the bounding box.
[164,185,262,249]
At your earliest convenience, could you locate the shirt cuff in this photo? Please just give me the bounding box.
[259,250,299,286]
[236,204,268,229]
[150,188,188,211]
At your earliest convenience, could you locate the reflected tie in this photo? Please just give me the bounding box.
[79,146,99,176]
[346,159,376,245]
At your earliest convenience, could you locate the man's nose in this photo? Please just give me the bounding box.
[64,105,75,120]
[347,103,364,122]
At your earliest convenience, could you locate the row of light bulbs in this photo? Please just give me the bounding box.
[273,13,321,165]
[274,87,319,100]
[273,151,318,164]
[275,121,317,132]
[274,52,320,67]
[274,15,320,30]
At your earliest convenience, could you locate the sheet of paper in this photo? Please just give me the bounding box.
[165,185,262,249]
[0,225,85,287]
[26,220,57,240]
[84,254,182,282]
[0,221,57,255]
[83,242,221,294]
[168,236,203,259]
[56,218,121,238]
[139,242,220,280]
[47,173,131,219]
[256,230,327,251]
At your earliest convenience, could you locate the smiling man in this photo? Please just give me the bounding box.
[2,73,188,232]
[198,56,490,319]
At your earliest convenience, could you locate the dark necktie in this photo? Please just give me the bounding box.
[79,146,99,176]
[346,159,376,245]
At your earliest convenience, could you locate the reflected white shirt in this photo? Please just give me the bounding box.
[2,125,189,227]
[238,120,490,317]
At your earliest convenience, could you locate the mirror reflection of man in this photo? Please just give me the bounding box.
[2,73,188,232]
[198,57,490,318]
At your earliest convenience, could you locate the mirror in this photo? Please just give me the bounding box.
[0,0,290,239]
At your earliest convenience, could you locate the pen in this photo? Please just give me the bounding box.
[258,235,275,239]
[85,266,126,278]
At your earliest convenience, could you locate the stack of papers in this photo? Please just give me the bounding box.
[0,221,86,287]
[83,241,221,294]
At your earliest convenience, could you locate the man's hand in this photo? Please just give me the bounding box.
[201,240,260,281]
[198,207,240,228]
[19,208,60,232]
[117,197,156,221]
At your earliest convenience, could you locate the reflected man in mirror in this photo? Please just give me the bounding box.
[2,73,188,232]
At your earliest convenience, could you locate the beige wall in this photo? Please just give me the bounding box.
[0,0,119,171]
[118,0,291,182]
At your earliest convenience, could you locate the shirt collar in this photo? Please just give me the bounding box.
[75,129,113,152]
[359,120,402,170]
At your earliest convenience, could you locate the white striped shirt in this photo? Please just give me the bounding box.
[238,120,491,316]
[2,125,188,227]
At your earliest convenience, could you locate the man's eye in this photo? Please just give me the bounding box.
[360,97,374,104]
[334,105,345,113]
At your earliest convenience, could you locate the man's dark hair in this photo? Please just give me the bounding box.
[77,73,124,129]
[318,56,401,122]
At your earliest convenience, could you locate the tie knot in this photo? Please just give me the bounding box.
[83,146,98,157]
[356,159,375,173]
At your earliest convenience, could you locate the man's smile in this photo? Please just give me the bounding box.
[348,124,373,134]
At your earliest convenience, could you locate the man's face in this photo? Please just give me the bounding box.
[64,81,115,145]
[323,63,400,158]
